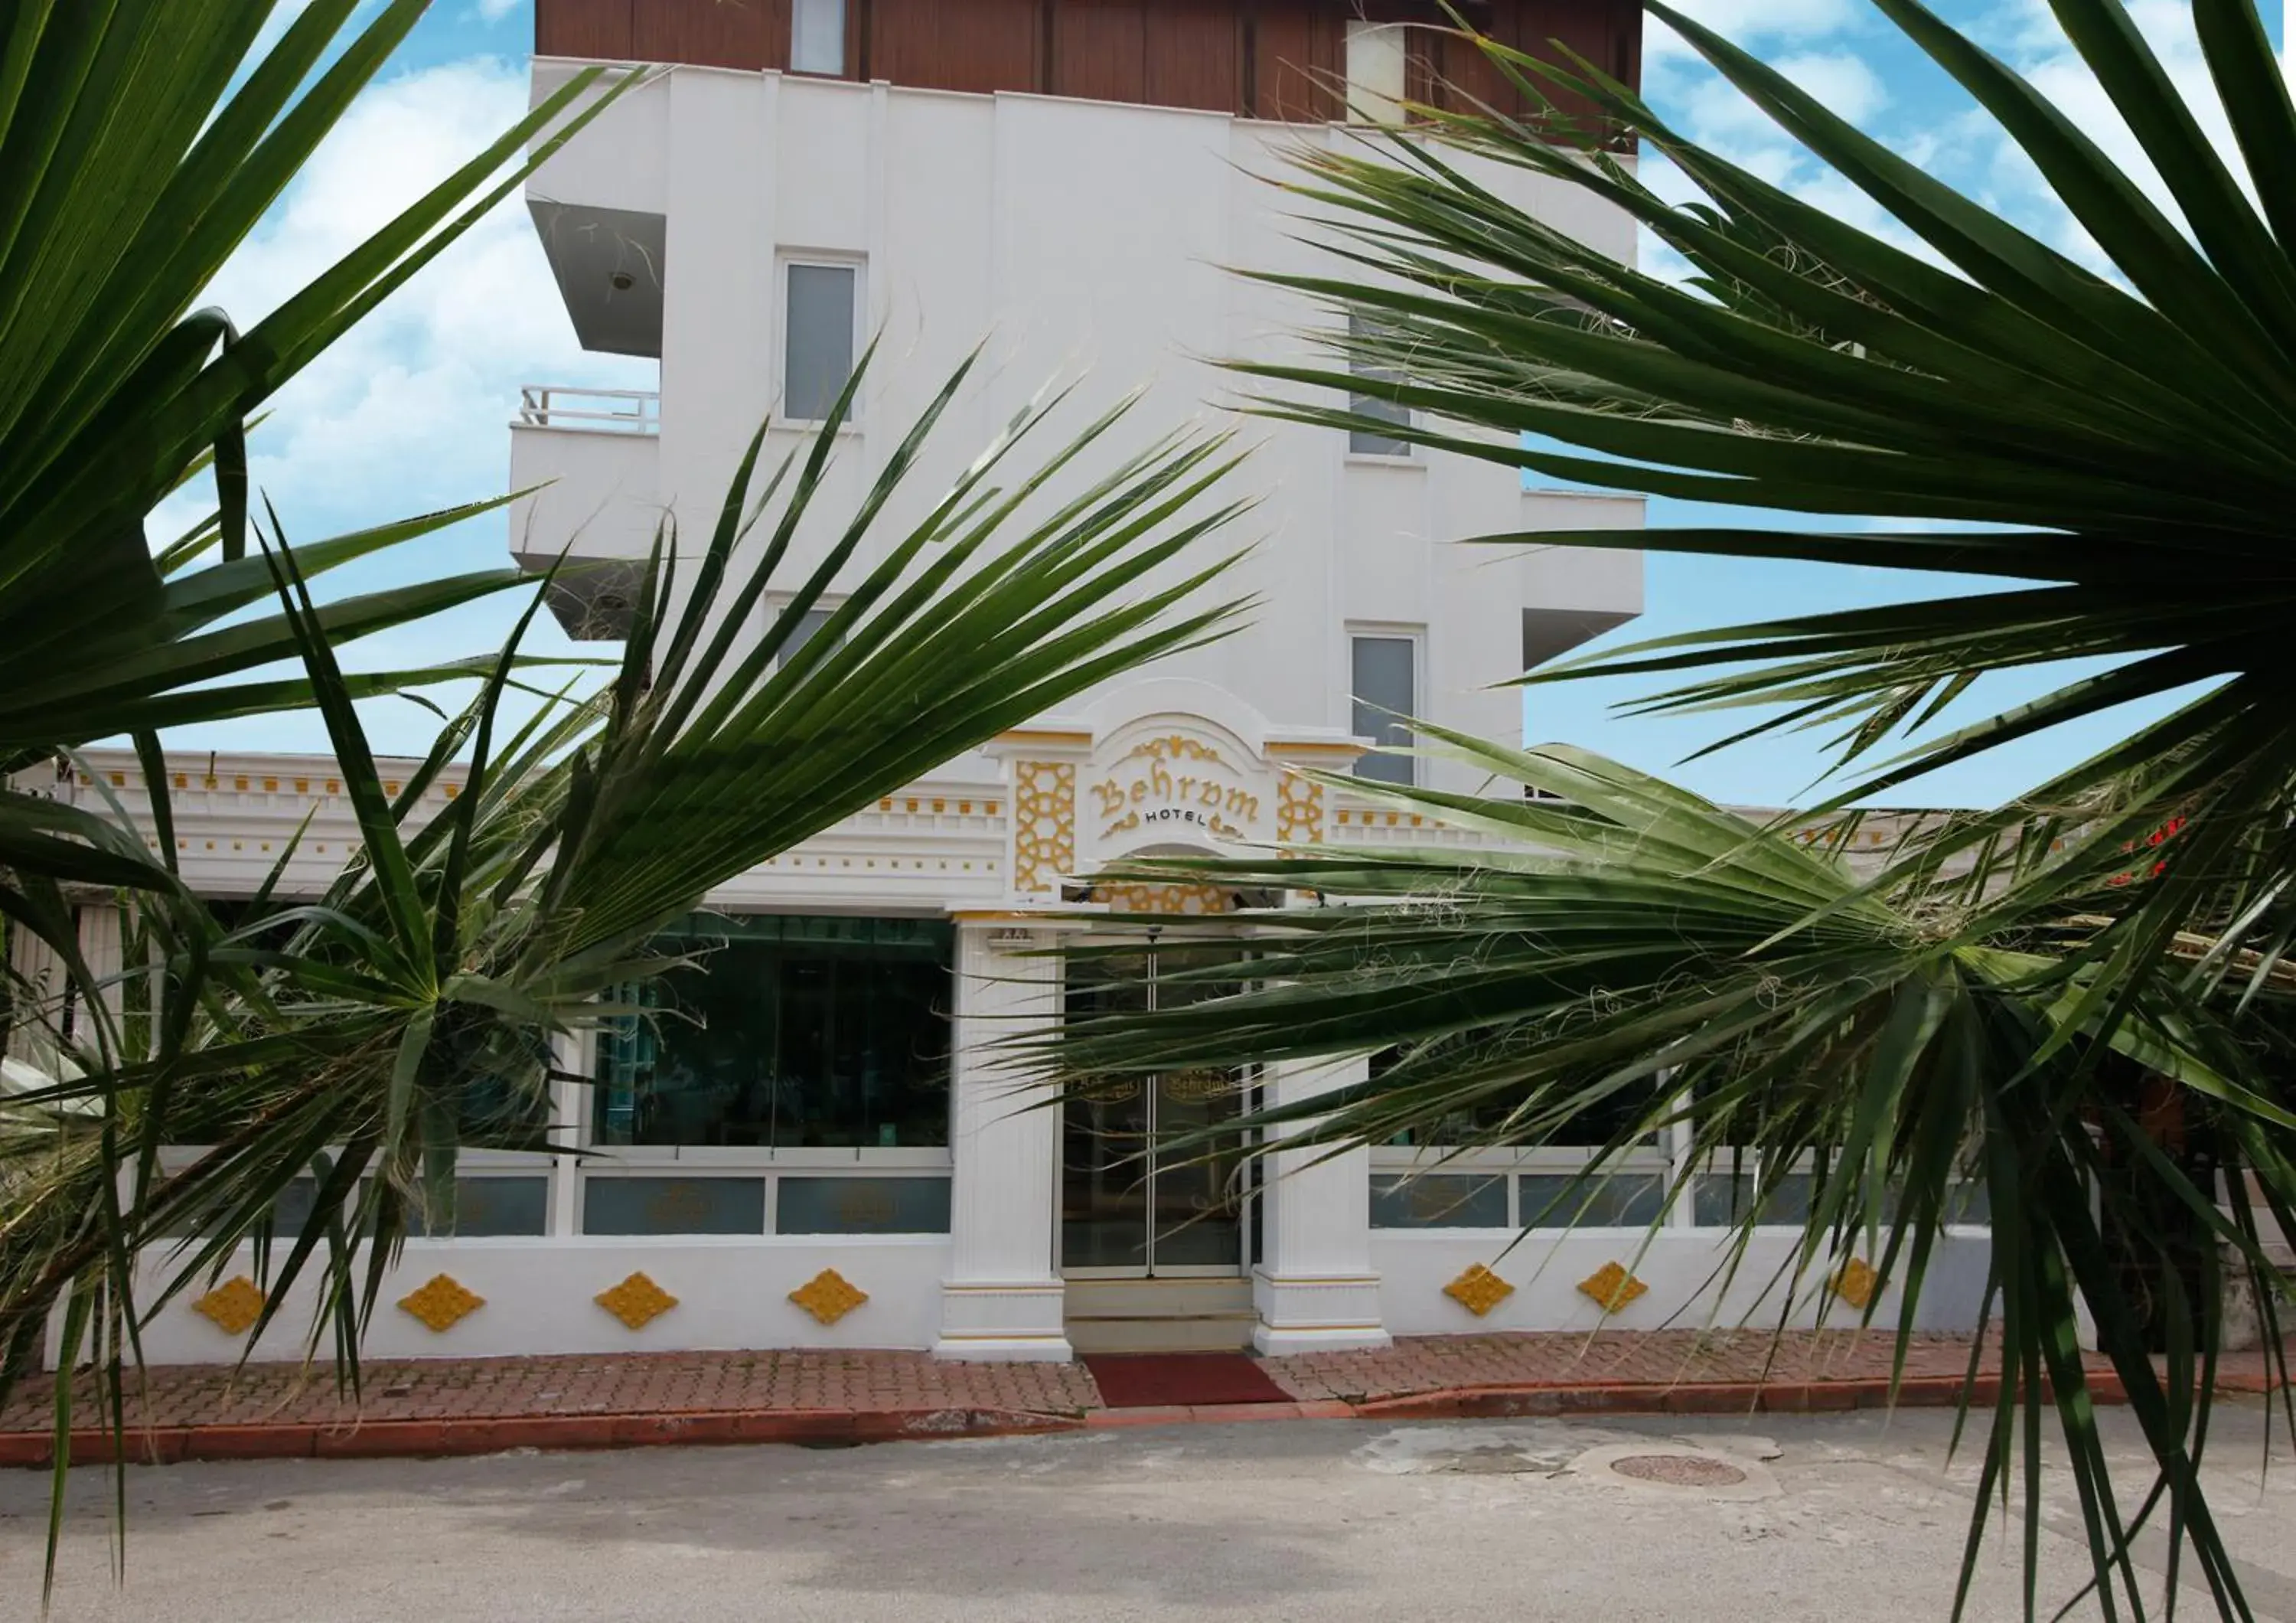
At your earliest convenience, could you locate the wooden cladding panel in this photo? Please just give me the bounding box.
[535,1,1641,115]
[1143,0,1243,113]
[631,0,778,70]
[1054,0,1146,107]
[870,0,1042,95]
[1251,5,1340,122]
[537,0,633,59]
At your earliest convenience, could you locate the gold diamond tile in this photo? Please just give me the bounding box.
[789,1268,868,1326]
[398,1273,484,1334]
[1443,1262,1515,1318]
[595,1271,679,1331]
[1577,1260,1649,1313]
[1831,1256,1880,1311]
[192,1275,266,1336]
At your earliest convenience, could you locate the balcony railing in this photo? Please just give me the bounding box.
[516,386,660,433]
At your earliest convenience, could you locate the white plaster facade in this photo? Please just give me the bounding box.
[10,47,1999,1367]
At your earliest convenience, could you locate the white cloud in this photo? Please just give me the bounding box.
[1645,0,1861,63]
[165,55,651,544]
[475,0,520,21]
[151,52,653,754]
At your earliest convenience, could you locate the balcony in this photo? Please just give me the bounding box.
[507,387,664,640]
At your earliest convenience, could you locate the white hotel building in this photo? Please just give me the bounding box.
[31,1,1990,1364]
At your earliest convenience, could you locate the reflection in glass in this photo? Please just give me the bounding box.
[1060,949,1247,1273]
[595,914,951,1149]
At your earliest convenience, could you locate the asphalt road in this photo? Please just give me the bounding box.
[4,1406,2294,1621]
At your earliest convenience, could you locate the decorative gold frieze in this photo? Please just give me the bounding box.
[1577,1261,1648,1313]
[1013,759,1076,894]
[1094,881,1233,916]
[1443,1262,1515,1318]
[595,1271,679,1331]
[1276,773,1326,844]
[398,1274,484,1334]
[192,1275,266,1336]
[790,1269,869,1326]
[1830,1256,1880,1311]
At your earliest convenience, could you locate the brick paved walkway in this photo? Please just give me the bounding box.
[0,1331,2278,1468]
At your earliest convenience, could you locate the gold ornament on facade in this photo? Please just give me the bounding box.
[1830,1256,1880,1311]
[192,1275,266,1336]
[1094,881,1234,916]
[1443,1262,1515,1318]
[1576,1261,1649,1313]
[790,1268,869,1325]
[1013,759,1077,894]
[595,1271,679,1331]
[1276,773,1326,844]
[398,1274,485,1334]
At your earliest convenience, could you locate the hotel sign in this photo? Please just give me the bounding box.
[1090,733,1266,844]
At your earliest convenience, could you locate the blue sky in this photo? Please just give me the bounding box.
[166,1,2286,810]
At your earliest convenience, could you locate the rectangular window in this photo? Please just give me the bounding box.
[783,261,858,422]
[416,1177,551,1239]
[1347,313,1412,456]
[1350,632,1417,785]
[1370,1174,1508,1229]
[1344,20,1408,124]
[772,604,841,670]
[778,1175,952,1235]
[791,0,846,76]
[582,1176,767,1236]
[595,914,953,1150]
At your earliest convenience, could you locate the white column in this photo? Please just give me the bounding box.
[932,920,1073,1361]
[1252,1053,1391,1354]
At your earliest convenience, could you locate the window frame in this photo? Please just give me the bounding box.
[776,253,865,426]
[1345,311,1416,459]
[1346,624,1423,788]
[788,0,848,78]
[1342,18,1409,126]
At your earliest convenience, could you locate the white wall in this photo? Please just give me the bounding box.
[521,64,1645,800]
[113,1236,953,1365]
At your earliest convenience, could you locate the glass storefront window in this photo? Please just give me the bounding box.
[595,914,952,1149]
[777,1175,951,1234]
[1370,1173,1508,1229]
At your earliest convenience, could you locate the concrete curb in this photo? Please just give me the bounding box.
[0,1371,2140,1467]
[0,1405,1085,1468]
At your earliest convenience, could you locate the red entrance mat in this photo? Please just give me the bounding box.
[1083,1352,1290,1408]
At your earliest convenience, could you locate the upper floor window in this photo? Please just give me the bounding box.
[1345,20,1408,125]
[1348,313,1413,457]
[1350,630,1419,785]
[791,0,846,76]
[782,258,859,423]
[771,602,842,669]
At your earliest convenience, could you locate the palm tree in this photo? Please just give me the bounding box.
[1041,2,2296,1617]
[0,349,1247,1590]
[0,2,638,987]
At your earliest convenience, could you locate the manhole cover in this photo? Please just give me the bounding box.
[1609,1453,1748,1487]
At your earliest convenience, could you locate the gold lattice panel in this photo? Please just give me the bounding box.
[1831,1256,1880,1311]
[595,1271,679,1331]
[1277,772,1326,844]
[789,1268,869,1325]
[1095,881,1234,916]
[192,1275,266,1336]
[398,1274,484,1334]
[1577,1261,1649,1313]
[1443,1262,1515,1318]
[1013,759,1076,893]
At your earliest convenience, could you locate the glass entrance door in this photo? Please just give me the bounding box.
[1060,948,1246,1276]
